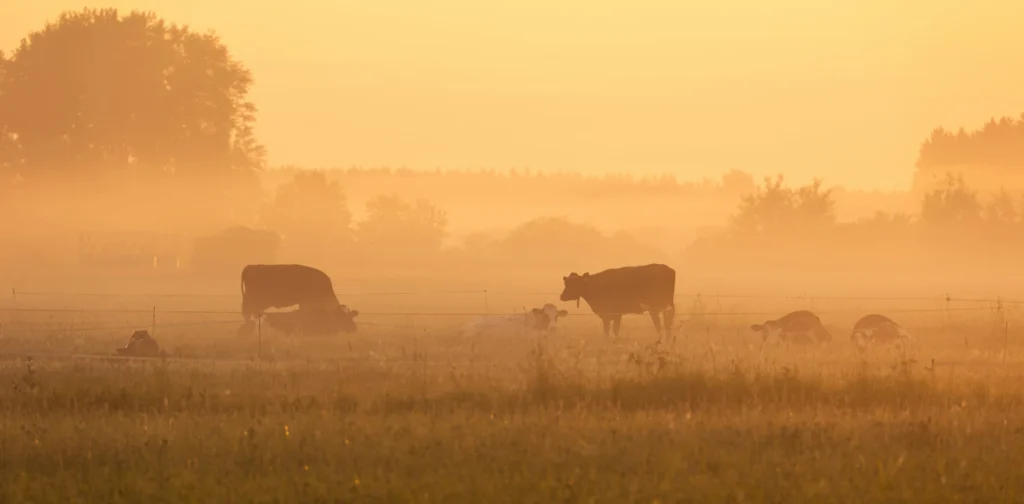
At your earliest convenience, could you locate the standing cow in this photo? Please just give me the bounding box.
[559,263,676,337]
[239,264,358,335]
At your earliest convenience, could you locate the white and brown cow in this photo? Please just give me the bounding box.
[461,303,570,338]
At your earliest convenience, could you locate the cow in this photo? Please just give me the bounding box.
[115,330,164,358]
[239,264,357,335]
[241,264,340,319]
[750,310,832,350]
[559,263,676,338]
[850,314,912,353]
[264,305,360,336]
[461,303,570,338]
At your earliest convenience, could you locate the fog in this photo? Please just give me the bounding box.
[2,7,1024,307]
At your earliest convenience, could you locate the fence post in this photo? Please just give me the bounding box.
[11,288,15,304]
[151,306,156,337]
[483,289,489,314]
[257,315,263,361]
[1003,321,1010,365]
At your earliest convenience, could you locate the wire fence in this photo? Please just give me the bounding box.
[0,287,1016,340]
[0,286,1020,366]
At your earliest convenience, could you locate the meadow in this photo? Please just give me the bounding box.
[1,290,1024,502]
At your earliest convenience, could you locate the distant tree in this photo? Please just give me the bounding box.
[499,217,606,256]
[920,174,982,226]
[356,195,448,255]
[260,170,352,257]
[0,49,12,174]
[0,8,264,177]
[983,188,1019,225]
[730,175,836,237]
[914,116,1024,193]
[720,170,756,196]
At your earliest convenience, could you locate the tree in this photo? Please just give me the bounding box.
[920,174,982,227]
[720,169,756,196]
[356,195,448,256]
[914,116,1024,194]
[0,49,12,174]
[729,175,836,237]
[260,170,352,248]
[0,8,264,177]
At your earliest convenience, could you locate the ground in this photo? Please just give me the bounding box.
[0,293,1021,502]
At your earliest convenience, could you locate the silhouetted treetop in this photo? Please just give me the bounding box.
[260,170,353,242]
[729,175,836,237]
[915,115,1024,192]
[356,195,448,255]
[0,8,263,177]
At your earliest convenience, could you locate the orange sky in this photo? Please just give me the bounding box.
[5,0,1024,190]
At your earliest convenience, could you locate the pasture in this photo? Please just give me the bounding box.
[2,289,1024,502]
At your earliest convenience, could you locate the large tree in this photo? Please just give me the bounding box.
[0,8,264,177]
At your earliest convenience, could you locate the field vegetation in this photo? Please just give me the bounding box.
[2,294,1024,502]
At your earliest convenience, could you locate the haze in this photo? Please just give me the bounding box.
[7,0,1024,190]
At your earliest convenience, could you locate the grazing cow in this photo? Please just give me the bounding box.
[264,305,360,335]
[462,303,570,338]
[239,264,357,335]
[115,330,163,358]
[751,310,832,348]
[850,314,912,352]
[559,263,676,337]
[241,264,340,319]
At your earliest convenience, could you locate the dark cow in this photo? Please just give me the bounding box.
[241,264,340,320]
[115,330,164,358]
[559,263,676,337]
[239,264,357,335]
[850,314,912,353]
[751,310,832,349]
[264,305,360,335]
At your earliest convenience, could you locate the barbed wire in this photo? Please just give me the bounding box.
[0,305,1009,317]
[0,319,243,334]
[9,288,1024,304]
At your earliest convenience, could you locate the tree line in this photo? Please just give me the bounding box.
[2,8,1022,279]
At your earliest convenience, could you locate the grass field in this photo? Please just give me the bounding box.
[1,292,1024,502]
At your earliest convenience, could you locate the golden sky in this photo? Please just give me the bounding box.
[5,0,1024,190]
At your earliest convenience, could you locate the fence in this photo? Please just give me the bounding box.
[1,287,1018,329]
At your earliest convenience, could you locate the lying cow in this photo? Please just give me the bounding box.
[115,330,164,358]
[461,303,570,338]
[751,310,832,349]
[850,314,912,353]
[263,305,360,336]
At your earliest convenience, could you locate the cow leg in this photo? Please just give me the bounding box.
[649,311,663,338]
[662,307,675,339]
[611,316,622,337]
[602,317,612,337]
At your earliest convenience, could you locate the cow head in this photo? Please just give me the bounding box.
[530,303,570,330]
[749,321,781,342]
[334,305,360,333]
[560,272,589,308]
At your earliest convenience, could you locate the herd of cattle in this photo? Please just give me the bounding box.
[234,263,914,353]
